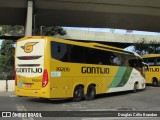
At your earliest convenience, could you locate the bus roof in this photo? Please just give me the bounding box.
[18,36,135,55]
[142,54,160,58]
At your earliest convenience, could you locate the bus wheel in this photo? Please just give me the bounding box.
[152,78,158,87]
[133,82,138,93]
[84,85,96,100]
[73,86,84,102]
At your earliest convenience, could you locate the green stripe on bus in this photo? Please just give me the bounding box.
[116,67,133,87]
[108,67,127,88]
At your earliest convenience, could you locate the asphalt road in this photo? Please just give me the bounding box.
[0,86,160,120]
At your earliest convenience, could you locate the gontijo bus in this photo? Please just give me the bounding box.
[15,36,146,101]
[142,54,160,87]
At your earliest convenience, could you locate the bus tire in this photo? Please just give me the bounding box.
[84,85,96,100]
[152,78,159,87]
[73,86,84,102]
[133,82,138,93]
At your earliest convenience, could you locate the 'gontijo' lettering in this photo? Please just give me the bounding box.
[146,68,160,72]
[16,68,42,73]
[81,66,110,74]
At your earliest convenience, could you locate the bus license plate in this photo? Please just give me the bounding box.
[26,84,32,88]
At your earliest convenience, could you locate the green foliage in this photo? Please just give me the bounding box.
[133,38,160,55]
[34,26,66,36]
[0,25,66,36]
[0,40,14,79]
[0,25,24,36]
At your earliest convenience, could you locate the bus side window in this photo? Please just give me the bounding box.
[51,41,68,61]
[129,59,138,67]
[110,54,122,66]
[85,48,98,64]
[137,59,143,68]
[143,59,147,63]
[70,45,85,63]
[156,58,160,65]
[57,46,61,52]
[148,58,155,66]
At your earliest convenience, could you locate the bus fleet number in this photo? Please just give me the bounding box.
[56,67,70,72]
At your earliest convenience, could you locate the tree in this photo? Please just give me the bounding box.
[0,40,14,79]
[0,25,24,36]
[34,26,66,36]
[133,38,160,55]
[0,25,66,36]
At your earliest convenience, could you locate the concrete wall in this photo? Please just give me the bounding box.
[0,80,15,92]
[57,29,160,43]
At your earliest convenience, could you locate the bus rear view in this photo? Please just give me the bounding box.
[15,36,50,98]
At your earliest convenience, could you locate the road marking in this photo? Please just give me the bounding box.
[10,94,17,97]
[16,104,27,111]
[16,104,34,120]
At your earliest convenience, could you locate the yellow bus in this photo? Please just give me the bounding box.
[15,36,145,101]
[142,54,160,87]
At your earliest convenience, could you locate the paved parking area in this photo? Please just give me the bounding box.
[0,86,160,120]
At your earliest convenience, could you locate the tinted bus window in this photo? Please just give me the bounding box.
[156,58,160,65]
[51,42,70,62]
[148,58,155,66]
